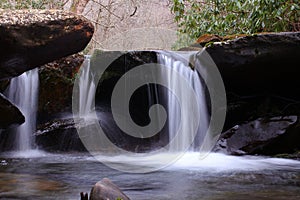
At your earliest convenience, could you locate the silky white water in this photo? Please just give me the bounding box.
[91,152,300,172]
[5,68,39,151]
[79,55,96,118]
[157,52,209,152]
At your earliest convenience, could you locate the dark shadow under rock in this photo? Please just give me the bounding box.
[0,93,24,129]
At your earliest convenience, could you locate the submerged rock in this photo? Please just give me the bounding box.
[0,9,94,80]
[215,116,300,156]
[89,178,130,200]
[0,93,24,129]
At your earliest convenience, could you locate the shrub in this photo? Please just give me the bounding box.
[171,0,300,39]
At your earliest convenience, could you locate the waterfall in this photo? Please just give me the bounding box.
[79,55,95,118]
[76,52,209,154]
[157,52,209,152]
[5,68,39,151]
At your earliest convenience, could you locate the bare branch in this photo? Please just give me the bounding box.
[90,0,122,20]
[89,18,115,29]
[130,6,137,17]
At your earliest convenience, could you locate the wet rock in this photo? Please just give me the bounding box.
[204,32,300,99]
[0,93,24,129]
[215,116,300,155]
[186,32,300,131]
[0,9,94,80]
[38,54,84,119]
[35,118,86,152]
[181,32,300,131]
[223,94,300,131]
[90,178,130,200]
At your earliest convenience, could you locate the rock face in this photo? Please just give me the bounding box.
[0,9,94,80]
[0,93,24,129]
[190,32,300,131]
[38,54,84,120]
[89,178,130,200]
[215,116,300,155]
[35,118,86,151]
[205,32,300,99]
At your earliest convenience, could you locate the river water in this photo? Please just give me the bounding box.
[0,151,299,200]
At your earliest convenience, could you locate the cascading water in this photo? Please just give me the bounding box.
[5,69,39,151]
[157,52,209,152]
[76,51,209,154]
[79,55,95,118]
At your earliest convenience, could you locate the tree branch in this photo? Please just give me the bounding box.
[90,0,122,20]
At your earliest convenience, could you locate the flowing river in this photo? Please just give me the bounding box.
[0,151,299,200]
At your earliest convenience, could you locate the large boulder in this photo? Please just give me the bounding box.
[0,9,94,80]
[215,116,300,156]
[89,178,130,200]
[0,93,24,129]
[204,32,300,99]
[189,32,300,130]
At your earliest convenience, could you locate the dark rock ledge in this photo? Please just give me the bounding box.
[205,32,300,99]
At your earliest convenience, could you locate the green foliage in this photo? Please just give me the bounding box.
[0,0,64,9]
[171,0,300,39]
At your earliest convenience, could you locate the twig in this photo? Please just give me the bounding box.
[89,18,115,29]
[130,6,137,17]
[90,0,122,20]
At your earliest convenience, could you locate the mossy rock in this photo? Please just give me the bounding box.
[38,54,84,118]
